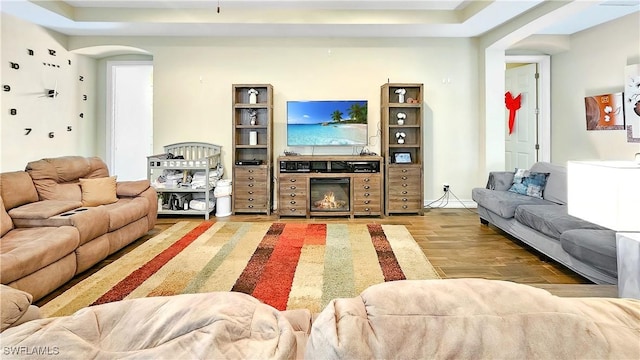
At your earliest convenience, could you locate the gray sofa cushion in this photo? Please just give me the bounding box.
[530,162,566,205]
[560,229,617,276]
[515,205,606,240]
[471,188,552,219]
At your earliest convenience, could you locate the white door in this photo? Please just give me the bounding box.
[108,62,153,181]
[505,63,538,171]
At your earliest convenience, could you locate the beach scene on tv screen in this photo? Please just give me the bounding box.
[287,100,368,146]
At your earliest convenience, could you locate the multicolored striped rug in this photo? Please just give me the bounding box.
[41,221,440,317]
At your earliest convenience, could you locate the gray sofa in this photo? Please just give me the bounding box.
[471,162,617,284]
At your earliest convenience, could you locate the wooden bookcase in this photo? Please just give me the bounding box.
[381,83,424,215]
[231,84,273,215]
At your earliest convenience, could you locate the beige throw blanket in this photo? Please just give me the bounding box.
[306,279,640,359]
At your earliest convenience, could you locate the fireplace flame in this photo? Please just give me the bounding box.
[314,191,346,209]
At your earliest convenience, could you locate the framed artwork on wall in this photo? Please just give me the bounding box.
[584,92,624,130]
[624,64,640,143]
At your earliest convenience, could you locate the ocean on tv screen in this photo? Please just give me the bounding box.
[287,100,368,146]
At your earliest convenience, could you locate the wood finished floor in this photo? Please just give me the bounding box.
[37,208,617,307]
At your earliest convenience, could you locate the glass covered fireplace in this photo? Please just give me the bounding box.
[310,178,350,212]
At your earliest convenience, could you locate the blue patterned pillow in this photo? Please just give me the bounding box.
[508,168,550,199]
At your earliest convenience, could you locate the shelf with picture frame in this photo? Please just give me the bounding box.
[232,84,273,215]
[381,83,424,215]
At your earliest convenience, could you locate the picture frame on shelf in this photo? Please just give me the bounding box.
[393,152,412,164]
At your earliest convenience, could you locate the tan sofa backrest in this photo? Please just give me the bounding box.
[26,156,109,201]
[0,171,39,210]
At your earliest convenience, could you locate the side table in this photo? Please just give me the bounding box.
[616,232,640,299]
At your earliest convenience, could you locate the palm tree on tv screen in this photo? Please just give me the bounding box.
[348,103,367,123]
[331,110,343,123]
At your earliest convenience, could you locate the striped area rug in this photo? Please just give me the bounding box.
[41,221,440,317]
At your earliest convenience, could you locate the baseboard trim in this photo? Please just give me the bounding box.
[424,199,477,209]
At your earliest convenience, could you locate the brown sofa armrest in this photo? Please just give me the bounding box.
[116,180,151,197]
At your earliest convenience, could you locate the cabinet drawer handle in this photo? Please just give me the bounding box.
[402,169,408,173]
[248,184,254,187]
[290,200,296,204]
[364,185,370,190]
[364,200,370,204]
[248,198,254,201]
[290,185,297,190]
[402,205,408,209]
[364,193,370,197]
[365,208,370,212]
[402,191,408,195]
[248,191,254,194]
[248,169,254,173]
[402,184,408,187]
[363,178,370,182]
[248,205,254,208]
[290,193,296,197]
[401,176,407,180]
[289,179,296,182]
[402,198,408,202]
[290,208,297,212]
[248,177,254,180]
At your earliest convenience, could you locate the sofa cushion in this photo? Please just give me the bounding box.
[530,162,567,205]
[514,205,606,240]
[26,156,109,201]
[560,229,617,276]
[8,200,82,220]
[0,171,39,210]
[80,176,118,206]
[1,196,13,237]
[508,169,549,199]
[0,226,79,283]
[472,188,552,218]
[103,197,149,231]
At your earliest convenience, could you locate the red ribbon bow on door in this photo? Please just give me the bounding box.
[505,91,521,135]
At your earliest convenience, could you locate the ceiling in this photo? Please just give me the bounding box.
[1,0,638,38]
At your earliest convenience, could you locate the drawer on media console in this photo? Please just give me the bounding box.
[353,199,381,214]
[278,196,307,216]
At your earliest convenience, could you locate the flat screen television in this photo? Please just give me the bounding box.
[287,100,368,146]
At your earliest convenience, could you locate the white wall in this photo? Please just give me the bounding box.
[0,14,97,172]
[551,12,640,164]
[71,36,481,203]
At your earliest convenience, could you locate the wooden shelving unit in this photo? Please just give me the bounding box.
[381,83,424,215]
[231,84,273,215]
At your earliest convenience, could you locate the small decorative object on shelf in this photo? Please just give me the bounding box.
[248,88,259,104]
[249,109,257,125]
[395,131,406,144]
[396,112,406,125]
[394,88,406,103]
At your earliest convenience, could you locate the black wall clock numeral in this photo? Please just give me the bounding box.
[25,128,32,135]
[67,126,72,131]
[79,113,84,118]
[48,132,55,138]
[48,49,56,56]
[82,95,87,101]
[79,75,84,81]
[10,109,17,115]
[27,49,34,56]
[10,62,19,70]
[3,85,10,92]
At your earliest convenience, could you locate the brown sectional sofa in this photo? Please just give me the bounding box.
[0,156,157,301]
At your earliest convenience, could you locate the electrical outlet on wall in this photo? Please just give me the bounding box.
[443,183,449,192]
